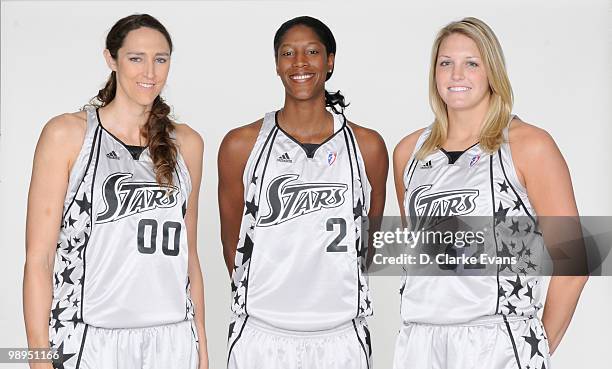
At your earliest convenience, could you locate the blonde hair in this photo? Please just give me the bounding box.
[416,17,513,160]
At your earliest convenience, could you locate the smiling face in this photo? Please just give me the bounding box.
[275,25,334,102]
[435,32,490,112]
[105,27,171,107]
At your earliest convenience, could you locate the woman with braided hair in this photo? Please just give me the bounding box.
[24,14,208,369]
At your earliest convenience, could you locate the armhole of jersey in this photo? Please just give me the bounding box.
[402,127,432,190]
[241,113,277,196]
[62,108,100,219]
[500,119,535,217]
[344,125,370,213]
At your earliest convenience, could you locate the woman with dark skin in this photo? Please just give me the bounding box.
[24,14,208,369]
[218,16,387,369]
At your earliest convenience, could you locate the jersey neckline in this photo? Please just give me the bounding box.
[439,141,480,165]
[273,110,347,159]
[95,108,148,161]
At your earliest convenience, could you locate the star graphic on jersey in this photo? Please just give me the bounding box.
[52,342,76,369]
[54,272,60,287]
[494,202,509,225]
[504,301,517,315]
[509,241,516,249]
[66,289,75,302]
[72,299,79,308]
[251,175,258,185]
[60,266,76,286]
[365,297,371,309]
[51,301,67,320]
[237,234,254,265]
[231,281,238,293]
[68,311,80,328]
[73,236,81,244]
[524,283,535,303]
[75,193,91,215]
[244,198,258,218]
[358,278,365,292]
[228,321,236,340]
[64,240,75,254]
[507,274,524,298]
[524,223,532,234]
[540,361,547,369]
[353,198,363,220]
[513,199,522,211]
[498,242,514,272]
[518,267,527,276]
[525,248,532,257]
[233,292,241,305]
[61,255,70,264]
[498,284,507,298]
[498,181,510,193]
[509,220,520,235]
[52,318,65,333]
[240,278,249,288]
[67,215,77,228]
[526,260,537,271]
[522,327,543,359]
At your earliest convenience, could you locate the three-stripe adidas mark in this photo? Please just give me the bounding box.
[277,152,292,163]
[106,151,120,160]
[420,160,432,169]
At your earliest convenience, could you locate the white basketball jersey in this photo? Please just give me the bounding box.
[400,118,544,324]
[50,107,194,330]
[230,111,372,331]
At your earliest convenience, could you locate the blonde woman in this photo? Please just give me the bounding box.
[392,17,587,368]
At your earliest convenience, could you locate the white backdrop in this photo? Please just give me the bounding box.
[1,1,611,368]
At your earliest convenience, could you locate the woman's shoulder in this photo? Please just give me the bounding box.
[394,127,428,161]
[508,117,558,157]
[173,122,204,153]
[40,111,88,147]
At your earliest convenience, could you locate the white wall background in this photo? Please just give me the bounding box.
[1,0,610,368]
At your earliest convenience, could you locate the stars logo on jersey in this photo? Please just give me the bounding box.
[407,184,479,230]
[96,173,179,223]
[327,151,337,166]
[257,174,348,227]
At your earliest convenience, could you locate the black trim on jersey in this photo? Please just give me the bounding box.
[498,149,536,223]
[95,108,147,161]
[345,125,366,209]
[274,110,347,159]
[503,316,523,369]
[490,156,501,315]
[250,122,278,183]
[227,316,249,366]
[342,129,361,318]
[80,131,102,319]
[244,127,279,316]
[75,324,89,369]
[352,319,371,369]
[439,141,479,165]
[62,126,101,220]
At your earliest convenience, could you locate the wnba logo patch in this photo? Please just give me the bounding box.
[327,151,337,166]
[96,173,179,223]
[258,174,347,226]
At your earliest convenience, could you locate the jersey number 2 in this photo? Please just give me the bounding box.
[326,217,348,252]
[137,219,181,256]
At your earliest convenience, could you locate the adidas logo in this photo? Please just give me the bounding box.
[106,151,120,160]
[420,160,432,169]
[277,153,292,163]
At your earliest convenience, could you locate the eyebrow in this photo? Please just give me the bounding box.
[126,51,170,57]
[279,41,323,48]
[438,54,480,59]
